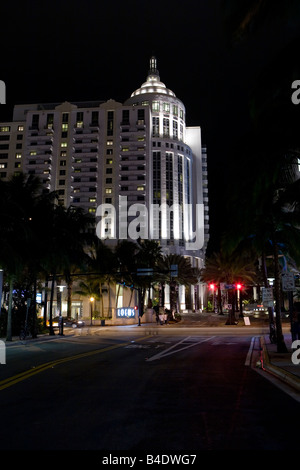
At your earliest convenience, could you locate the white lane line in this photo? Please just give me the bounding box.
[245,336,256,366]
[146,336,215,361]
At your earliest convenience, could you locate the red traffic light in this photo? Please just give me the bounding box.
[236,283,243,290]
[134,305,138,310]
[209,283,216,290]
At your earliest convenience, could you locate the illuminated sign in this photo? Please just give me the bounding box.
[116,307,136,318]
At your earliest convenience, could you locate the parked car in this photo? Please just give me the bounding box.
[50,317,85,328]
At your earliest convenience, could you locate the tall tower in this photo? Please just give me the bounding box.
[120,56,208,259]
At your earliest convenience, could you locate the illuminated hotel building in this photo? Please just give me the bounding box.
[0,57,209,312]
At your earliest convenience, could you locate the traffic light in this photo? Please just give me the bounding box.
[209,283,216,291]
[236,283,243,290]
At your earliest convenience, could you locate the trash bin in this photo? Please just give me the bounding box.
[101,319,105,326]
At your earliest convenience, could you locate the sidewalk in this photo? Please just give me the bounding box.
[261,334,300,392]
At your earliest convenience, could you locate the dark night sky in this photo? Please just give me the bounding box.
[1,0,300,253]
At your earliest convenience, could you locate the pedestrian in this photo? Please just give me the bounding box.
[153,305,159,325]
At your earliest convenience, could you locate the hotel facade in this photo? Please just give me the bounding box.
[0,57,209,323]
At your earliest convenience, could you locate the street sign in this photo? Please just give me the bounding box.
[282,272,295,292]
[225,284,235,289]
[170,264,178,277]
[262,287,273,302]
[137,268,153,276]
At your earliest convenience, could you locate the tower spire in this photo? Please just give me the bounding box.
[148,55,159,78]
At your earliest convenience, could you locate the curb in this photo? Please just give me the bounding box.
[260,336,300,392]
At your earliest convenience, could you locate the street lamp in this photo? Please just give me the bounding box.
[90,297,94,326]
[57,285,65,336]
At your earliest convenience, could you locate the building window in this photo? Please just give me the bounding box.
[91,111,99,126]
[173,120,178,139]
[47,114,54,129]
[152,117,159,137]
[107,111,114,136]
[152,101,160,112]
[122,110,130,124]
[31,114,39,129]
[105,188,112,194]
[137,109,145,125]
[163,118,169,137]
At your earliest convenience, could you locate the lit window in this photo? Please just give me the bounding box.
[152,101,160,112]
[61,142,67,148]
[137,186,144,191]
[0,126,10,132]
[105,188,112,194]
[15,153,22,159]
[18,125,24,131]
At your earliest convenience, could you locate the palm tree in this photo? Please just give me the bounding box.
[0,173,56,339]
[201,251,257,324]
[157,254,200,316]
[220,1,300,350]
[136,239,163,307]
[75,279,101,325]
[87,239,119,317]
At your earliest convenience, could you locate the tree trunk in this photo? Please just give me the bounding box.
[49,273,56,335]
[225,288,237,325]
[43,276,48,328]
[261,252,276,342]
[6,277,13,341]
[272,229,288,352]
[217,283,223,314]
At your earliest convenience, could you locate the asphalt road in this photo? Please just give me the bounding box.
[0,327,299,452]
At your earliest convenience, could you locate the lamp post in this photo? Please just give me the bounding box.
[90,297,94,326]
[57,285,65,336]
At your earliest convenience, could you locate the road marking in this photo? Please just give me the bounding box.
[245,336,257,366]
[0,336,150,391]
[146,336,215,361]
